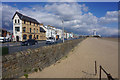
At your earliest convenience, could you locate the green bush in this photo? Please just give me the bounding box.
[34,68,38,72]
[24,74,28,78]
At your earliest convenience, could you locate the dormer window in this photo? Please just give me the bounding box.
[15,19,17,23]
[18,19,20,23]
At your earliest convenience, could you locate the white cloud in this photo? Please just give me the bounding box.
[44,3,84,21]
[97,27,118,36]
[99,11,118,24]
[1,4,18,29]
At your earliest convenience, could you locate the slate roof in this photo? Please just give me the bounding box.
[40,27,46,32]
[12,11,39,24]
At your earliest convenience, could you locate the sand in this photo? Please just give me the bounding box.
[22,38,118,78]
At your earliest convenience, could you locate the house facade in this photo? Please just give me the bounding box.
[12,12,46,41]
[44,25,57,40]
[56,29,62,40]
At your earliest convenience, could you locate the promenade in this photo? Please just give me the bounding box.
[24,38,118,78]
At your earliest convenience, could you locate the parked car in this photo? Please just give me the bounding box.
[46,37,56,44]
[21,39,38,46]
[0,37,5,43]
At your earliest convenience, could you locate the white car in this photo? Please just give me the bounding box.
[0,37,5,43]
[46,37,56,44]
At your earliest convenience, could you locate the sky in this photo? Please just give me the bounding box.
[1,2,119,37]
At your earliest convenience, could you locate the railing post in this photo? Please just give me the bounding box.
[99,65,102,80]
[95,61,97,75]
[107,74,111,80]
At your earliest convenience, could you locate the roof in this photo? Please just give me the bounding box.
[40,27,46,32]
[12,11,39,24]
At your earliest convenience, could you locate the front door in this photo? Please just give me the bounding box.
[16,36,19,42]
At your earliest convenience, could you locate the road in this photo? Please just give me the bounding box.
[24,38,118,78]
[5,40,63,54]
[1,41,45,47]
[2,39,77,54]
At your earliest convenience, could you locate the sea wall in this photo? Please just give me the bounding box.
[2,38,84,78]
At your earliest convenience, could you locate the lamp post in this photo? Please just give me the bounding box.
[58,16,64,43]
[62,20,64,43]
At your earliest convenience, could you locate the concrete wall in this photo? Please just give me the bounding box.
[2,38,84,78]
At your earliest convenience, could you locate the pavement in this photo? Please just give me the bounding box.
[23,38,118,78]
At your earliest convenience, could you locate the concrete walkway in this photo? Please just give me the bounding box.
[24,38,118,78]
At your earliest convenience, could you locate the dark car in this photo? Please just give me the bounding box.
[21,39,38,46]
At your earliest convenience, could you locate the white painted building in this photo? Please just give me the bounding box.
[56,29,62,39]
[66,32,70,39]
[44,25,57,40]
[12,12,22,41]
[64,31,67,39]
[69,32,74,38]
[13,12,40,41]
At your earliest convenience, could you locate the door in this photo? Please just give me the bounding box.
[16,36,19,42]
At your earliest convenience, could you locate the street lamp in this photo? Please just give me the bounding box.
[58,16,64,43]
[62,20,64,43]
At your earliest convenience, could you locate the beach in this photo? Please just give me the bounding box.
[22,38,118,78]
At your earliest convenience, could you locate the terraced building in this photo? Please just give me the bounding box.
[12,12,46,41]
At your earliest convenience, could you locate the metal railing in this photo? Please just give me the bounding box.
[82,61,115,80]
[99,65,115,80]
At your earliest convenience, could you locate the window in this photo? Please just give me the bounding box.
[37,35,38,39]
[30,22,31,25]
[34,35,35,39]
[15,27,20,32]
[37,29,38,33]
[23,34,27,40]
[34,23,35,26]
[24,20,26,24]
[15,19,17,23]
[34,28,35,33]
[29,35,32,39]
[30,28,31,33]
[23,27,26,32]
[18,19,20,23]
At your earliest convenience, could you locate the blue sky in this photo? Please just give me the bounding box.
[1,2,119,37]
[3,2,118,17]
